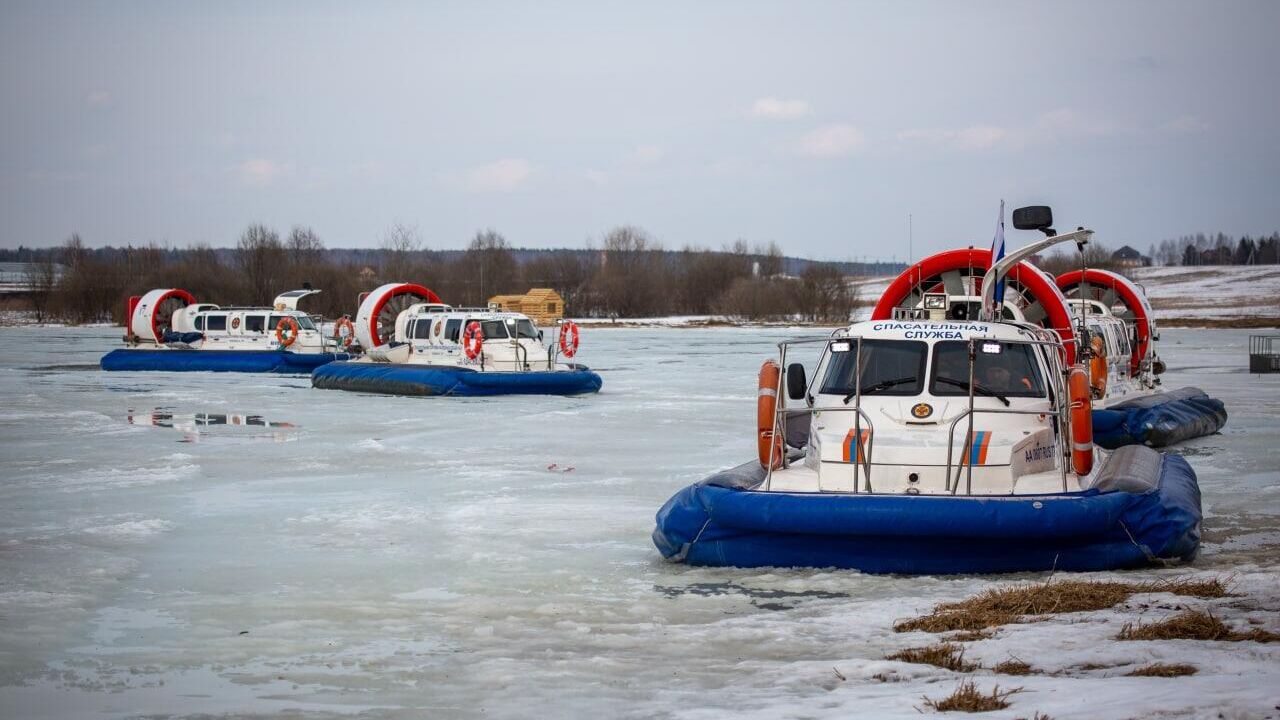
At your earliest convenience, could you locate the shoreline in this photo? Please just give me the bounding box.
[4,316,1279,331]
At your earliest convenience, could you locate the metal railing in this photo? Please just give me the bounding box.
[946,335,1071,494]
[1249,335,1280,374]
[766,333,878,492]
[766,330,1074,496]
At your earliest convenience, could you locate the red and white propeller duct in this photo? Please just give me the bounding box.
[353,283,441,348]
[128,289,196,343]
[1056,268,1157,374]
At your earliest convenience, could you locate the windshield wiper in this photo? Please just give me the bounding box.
[935,377,1010,406]
[844,376,917,403]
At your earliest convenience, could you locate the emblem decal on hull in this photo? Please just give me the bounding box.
[911,402,933,419]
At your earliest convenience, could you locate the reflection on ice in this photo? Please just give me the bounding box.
[127,408,298,443]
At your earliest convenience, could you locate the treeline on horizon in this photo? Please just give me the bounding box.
[10,224,872,325]
[1148,232,1280,266]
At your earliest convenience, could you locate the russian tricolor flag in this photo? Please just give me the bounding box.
[990,200,1006,312]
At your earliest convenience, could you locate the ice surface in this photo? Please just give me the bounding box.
[0,326,1277,719]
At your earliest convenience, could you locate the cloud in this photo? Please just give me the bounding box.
[464,158,531,192]
[898,110,1132,154]
[751,97,811,120]
[798,124,865,157]
[237,158,285,187]
[898,124,1008,151]
[85,90,111,108]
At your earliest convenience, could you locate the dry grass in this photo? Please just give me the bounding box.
[1126,663,1198,677]
[1069,661,1124,672]
[886,643,976,672]
[922,680,1021,712]
[895,578,1230,634]
[1118,610,1280,642]
[1014,714,1053,720]
[993,658,1037,676]
[949,629,994,642]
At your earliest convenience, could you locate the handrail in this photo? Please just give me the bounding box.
[769,329,1072,497]
[944,406,1066,495]
[767,336,876,492]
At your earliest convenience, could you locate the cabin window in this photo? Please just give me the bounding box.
[412,319,434,340]
[930,341,1046,398]
[194,316,204,331]
[245,315,265,333]
[819,340,927,397]
[269,315,315,331]
[476,320,508,339]
[205,315,227,332]
[445,318,463,342]
[514,319,539,339]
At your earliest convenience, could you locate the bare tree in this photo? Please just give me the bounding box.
[451,229,519,305]
[287,225,325,263]
[236,224,285,304]
[54,233,120,323]
[673,245,751,314]
[380,223,422,278]
[715,276,798,321]
[593,226,668,317]
[756,241,784,277]
[285,225,325,289]
[523,250,593,316]
[795,264,857,323]
[22,256,58,322]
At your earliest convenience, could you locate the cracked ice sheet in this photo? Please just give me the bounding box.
[0,325,1276,720]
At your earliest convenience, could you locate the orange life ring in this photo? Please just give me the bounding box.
[559,321,580,358]
[462,321,483,360]
[333,316,356,348]
[1068,364,1094,476]
[757,360,784,470]
[276,316,300,348]
[1088,335,1108,398]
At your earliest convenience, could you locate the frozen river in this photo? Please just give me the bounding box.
[1,326,1277,719]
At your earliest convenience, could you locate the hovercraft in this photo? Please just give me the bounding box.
[311,283,602,397]
[100,287,355,373]
[1056,268,1226,448]
[653,206,1201,574]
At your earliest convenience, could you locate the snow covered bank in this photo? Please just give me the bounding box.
[1130,265,1280,326]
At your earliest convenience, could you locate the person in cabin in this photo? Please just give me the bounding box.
[981,357,1034,393]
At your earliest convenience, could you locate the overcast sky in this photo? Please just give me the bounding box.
[2,1,1277,260]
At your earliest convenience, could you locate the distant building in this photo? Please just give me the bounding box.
[1110,245,1150,268]
[488,288,566,324]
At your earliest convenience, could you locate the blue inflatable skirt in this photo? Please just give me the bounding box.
[653,447,1200,574]
[101,349,349,374]
[1092,387,1227,449]
[311,361,603,397]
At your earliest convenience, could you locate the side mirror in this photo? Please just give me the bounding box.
[1012,205,1054,234]
[538,330,544,341]
[786,363,807,401]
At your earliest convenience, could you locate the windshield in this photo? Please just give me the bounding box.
[514,319,539,339]
[819,340,927,396]
[930,340,1046,398]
